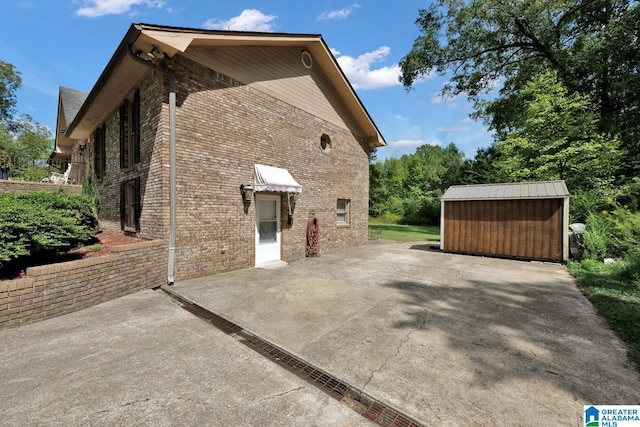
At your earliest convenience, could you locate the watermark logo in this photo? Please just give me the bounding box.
[585,406,600,427]
[584,406,640,427]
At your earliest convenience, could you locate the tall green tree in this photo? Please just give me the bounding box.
[493,72,622,192]
[0,114,53,181]
[0,61,53,181]
[369,143,469,224]
[0,61,21,123]
[400,0,639,175]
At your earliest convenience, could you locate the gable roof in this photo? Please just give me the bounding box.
[441,181,570,201]
[50,86,89,162]
[66,23,386,148]
[60,87,88,129]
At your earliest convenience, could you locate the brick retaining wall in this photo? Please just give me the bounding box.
[0,240,167,329]
[0,180,82,194]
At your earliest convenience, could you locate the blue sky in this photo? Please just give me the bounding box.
[1,0,494,160]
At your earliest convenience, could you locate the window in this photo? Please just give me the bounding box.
[120,177,141,231]
[93,124,106,180]
[337,199,350,226]
[120,89,140,169]
[320,134,332,153]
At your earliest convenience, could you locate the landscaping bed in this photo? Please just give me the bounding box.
[0,230,141,280]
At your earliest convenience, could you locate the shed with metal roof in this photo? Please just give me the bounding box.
[440,181,570,261]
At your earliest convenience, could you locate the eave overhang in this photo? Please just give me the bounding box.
[67,23,385,147]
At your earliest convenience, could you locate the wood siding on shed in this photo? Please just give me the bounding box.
[443,199,564,261]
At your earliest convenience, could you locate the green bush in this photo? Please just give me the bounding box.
[582,211,613,261]
[400,196,440,225]
[0,190,99,262]
[608,207,640,257]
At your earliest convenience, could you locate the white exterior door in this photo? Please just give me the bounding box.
[255,194,281,265]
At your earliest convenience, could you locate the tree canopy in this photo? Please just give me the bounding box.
[370,143,470,224]
[492,72,622,191]
[0,61,52,181]
[395,0,639,221]
[400,0,639,176]
[0,61,21,123]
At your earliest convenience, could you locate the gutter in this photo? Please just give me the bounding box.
[125,44,178,286]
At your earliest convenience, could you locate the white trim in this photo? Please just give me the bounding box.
[440,201,445,250]
[255,194,281,266]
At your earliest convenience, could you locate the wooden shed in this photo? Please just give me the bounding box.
[440,181,570,262]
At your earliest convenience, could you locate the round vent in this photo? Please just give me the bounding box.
[301,50,313,69]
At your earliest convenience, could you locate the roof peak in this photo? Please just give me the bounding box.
[134,22,322,39]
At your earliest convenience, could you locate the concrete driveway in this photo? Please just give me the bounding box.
[169,241,640,426]
[0,290,373,427]
[1,241,639,426]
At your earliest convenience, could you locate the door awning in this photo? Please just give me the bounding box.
[254,164,302,193]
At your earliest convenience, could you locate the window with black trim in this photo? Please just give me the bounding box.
[337,199,350,226]
[120,177,141,231]
[120,89,141,169]
[93,124,106,181]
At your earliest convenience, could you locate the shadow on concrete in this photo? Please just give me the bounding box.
[383,277,640,404]
[408,243,441,252]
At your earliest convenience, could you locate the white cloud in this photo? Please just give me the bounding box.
[203,9,277,32]
[395,114,409,121]
[74,0,166,17]
[317,3,360,21]
[389,139,441,148]
[334,46,401,90]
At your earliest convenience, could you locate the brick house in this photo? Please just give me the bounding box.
[61,23,385,282]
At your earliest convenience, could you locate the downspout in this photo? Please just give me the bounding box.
[126,44,177,285]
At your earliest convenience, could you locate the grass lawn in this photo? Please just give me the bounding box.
[568,259,640,366]
[368,222,440,242]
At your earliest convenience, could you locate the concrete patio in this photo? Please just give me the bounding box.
[1,241,639,426]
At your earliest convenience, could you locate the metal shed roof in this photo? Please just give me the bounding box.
[441,180,569,201]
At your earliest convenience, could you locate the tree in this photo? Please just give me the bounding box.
[0,61,22,123]
[0,115,53,181]
[463,146,501,185]
[493,72,622,192]
[400,0,639,175]
[369,143,469,224]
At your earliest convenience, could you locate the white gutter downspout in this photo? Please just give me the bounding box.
[126,44,177,285]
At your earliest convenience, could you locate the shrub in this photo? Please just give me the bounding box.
[582,211,613,261]
[608,206,640,257]
[0,190,99,262]
[401,196,440,226]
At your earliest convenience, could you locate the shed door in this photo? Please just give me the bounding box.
[443,199,564,261]
[255,194,281,265]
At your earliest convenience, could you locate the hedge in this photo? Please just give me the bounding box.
[0,190,99,262]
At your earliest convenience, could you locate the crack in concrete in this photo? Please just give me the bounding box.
[255,386,306,404]
[361,303,428,392]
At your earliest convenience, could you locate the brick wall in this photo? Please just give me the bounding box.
[0,180,82,194]
[90,73,167,241]
[168,55,370,280]
[91,51,370,281]
[0,240,166,330]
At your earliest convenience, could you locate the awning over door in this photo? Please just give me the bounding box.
[254,164,302,193]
